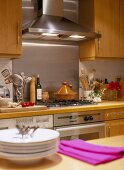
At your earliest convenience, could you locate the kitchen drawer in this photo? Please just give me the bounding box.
[105,109,124,120]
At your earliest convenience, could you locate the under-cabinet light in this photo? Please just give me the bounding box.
[69,35,85,39]
[42,33,59,37]
[22,42,76,47]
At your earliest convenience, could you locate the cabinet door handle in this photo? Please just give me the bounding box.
[106,113,109,119]
[17,21,20,47]
[97,31,101,54]
[106,125,110,137]
[108,126,111,137]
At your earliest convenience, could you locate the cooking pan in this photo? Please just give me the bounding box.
[54,82,77,101]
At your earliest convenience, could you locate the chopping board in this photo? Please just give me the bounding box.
[0,105,47,113]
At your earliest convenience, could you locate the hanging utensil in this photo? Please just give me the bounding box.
[88,69,96,90]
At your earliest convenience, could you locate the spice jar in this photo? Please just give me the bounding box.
[42,91,49,102]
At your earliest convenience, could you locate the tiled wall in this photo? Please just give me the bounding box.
[0,59,13,99]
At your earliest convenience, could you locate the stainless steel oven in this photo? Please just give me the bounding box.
[54,111,105,141]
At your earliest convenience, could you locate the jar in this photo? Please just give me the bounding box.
[42,91,49,102]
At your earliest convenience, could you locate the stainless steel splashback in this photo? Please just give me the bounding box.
[13,41,79,101]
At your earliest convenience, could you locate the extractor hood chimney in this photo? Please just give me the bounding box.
[22,0,101,42]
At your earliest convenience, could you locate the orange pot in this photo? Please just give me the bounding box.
[54,82,77,101]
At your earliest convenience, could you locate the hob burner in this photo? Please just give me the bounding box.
[42,100,95,108]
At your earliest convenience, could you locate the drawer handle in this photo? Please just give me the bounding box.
[0,127,8,130]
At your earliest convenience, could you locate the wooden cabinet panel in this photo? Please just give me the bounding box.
[120,0,124,58]
[105,120,120,137]
[119,119,124,135]
[94,0,120,58]
[79,0,123,60]
[105,109,124,137]
[105,109,124,120]
[0,0,22,56]
[105,119,124,137]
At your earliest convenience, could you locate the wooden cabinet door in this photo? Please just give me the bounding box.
[105,120,120,137]
[94,0,120,58]
[105,119,124,137]
[0,0,22,56]
[119,119,124,135]
[120,0,124,58]
[79,0,121,60]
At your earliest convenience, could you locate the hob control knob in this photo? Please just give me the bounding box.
[84,116,89,121]
[89,116,93,121]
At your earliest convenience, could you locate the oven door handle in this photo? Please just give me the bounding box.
[56,123,105,132]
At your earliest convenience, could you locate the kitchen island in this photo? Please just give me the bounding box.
[0,135,123,170]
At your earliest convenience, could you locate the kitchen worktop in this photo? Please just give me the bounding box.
[0,135,123,170]
[0,101,124,119]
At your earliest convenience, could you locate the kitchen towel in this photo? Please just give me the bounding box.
[58,139,124,165]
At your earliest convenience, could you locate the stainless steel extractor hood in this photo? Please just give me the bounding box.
[22,0,100,42]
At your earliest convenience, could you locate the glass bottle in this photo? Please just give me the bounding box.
[36,74,42,104]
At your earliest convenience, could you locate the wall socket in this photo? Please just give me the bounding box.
[0,59,13,99]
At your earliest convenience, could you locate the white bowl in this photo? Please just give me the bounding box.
[0,128,60,146]
[0,147,57,165]
[0,143,58,154]
[0,138,58,149]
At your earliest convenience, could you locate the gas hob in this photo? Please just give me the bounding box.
[42,100,95,108]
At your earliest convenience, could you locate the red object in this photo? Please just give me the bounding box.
[29,102,35,106]
[21,102,35,107]
[106,82,121,91]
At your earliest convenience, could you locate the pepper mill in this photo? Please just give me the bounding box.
[30,76,36,103]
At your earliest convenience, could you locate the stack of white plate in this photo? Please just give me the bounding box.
[0,128,59,165]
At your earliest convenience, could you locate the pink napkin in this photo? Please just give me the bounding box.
[58,139,124,165]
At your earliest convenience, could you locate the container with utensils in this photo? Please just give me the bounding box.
[83,90,92,100]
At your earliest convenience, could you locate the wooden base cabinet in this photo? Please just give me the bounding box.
[105,119,124,137]
[119,119,124,135]
[79,0,124,60]
[0,0,22,57]
[105,108,124,137]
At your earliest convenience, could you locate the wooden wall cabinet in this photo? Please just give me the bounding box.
[105,109,124,137]
[79,0,124,60]
[0,0,22,57]
[120,0,124,58]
